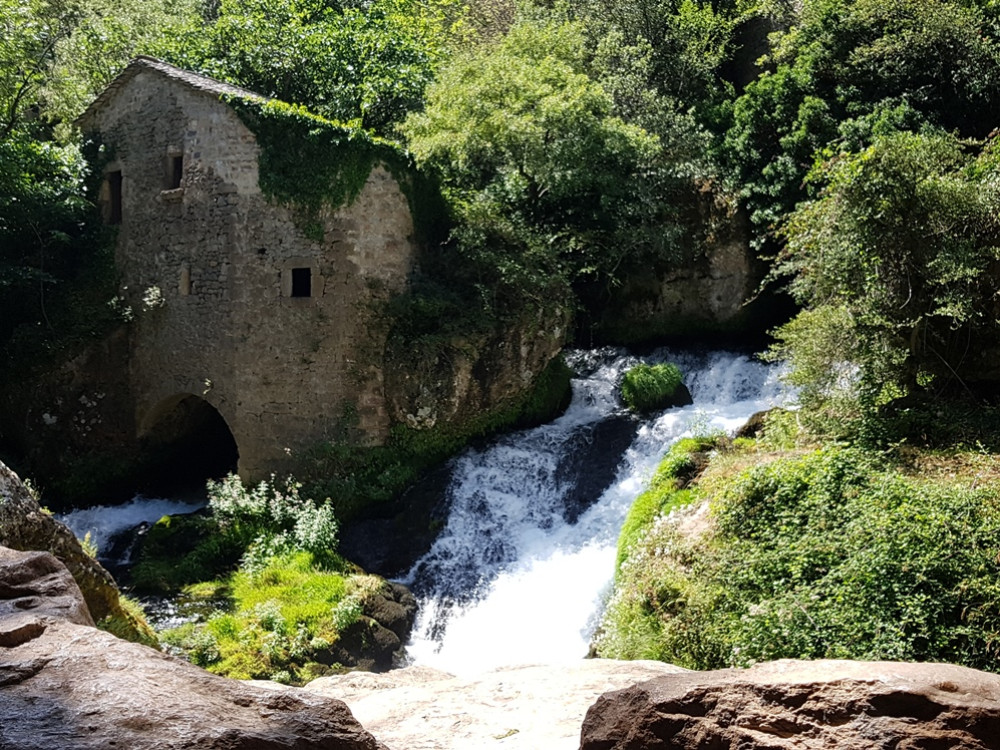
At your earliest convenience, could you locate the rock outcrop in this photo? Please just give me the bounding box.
[580,658,1000,749]
[582,186,765,345]
[328,581,418,671]
[305,659,689,749]
[0,545,387,750]
[0,460,151,643]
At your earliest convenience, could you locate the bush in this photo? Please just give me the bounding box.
[598,446,1000,671]
[620,362,684,413]
[768,131,1000,437]
[207,473,339,569]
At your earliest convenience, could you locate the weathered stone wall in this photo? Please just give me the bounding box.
[85,69,417,479]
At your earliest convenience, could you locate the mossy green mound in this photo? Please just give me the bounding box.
[620,363,687,413]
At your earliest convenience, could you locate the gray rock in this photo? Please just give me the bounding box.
[0,545,388,750]
[0,461,122,626]
[580,658,1000,749]
[0,546,93,627]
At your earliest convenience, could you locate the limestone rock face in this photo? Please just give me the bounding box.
[384,303,569,434]
[585,186,765,344]
[305,659,689,750]
[580,659,1000,750]
[0,545,387,750]
[0,461,124,628]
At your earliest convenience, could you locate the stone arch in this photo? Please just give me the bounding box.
[138,393,239,491]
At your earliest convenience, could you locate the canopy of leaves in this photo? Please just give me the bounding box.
[169,0,455,134]
[725,0,1000,234]
[771,130,1000,413]
[0,131,103,345]
[402,18,688,311]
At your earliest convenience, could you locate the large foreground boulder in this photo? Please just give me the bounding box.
[0,546,387,750]
[581,659,1000,749]
[0,460,151,643]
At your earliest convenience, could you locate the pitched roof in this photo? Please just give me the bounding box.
[77,56,265,127]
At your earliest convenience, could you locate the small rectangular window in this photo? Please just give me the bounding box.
[107,170,123,224]
[290,267,312,297]
[167,155,183,189]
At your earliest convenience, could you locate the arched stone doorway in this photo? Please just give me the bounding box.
[137,394,239,493]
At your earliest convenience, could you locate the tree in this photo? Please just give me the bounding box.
[172,0,454,134]
[401,18,677,311]
[771,130,1000,410]
[0,131,100,344]
[725,0,1000,237]
[0,0,69,137]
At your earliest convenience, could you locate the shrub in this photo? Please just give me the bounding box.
[620,362,684,413]
[207,473,339,569]
[598,446,1000,671]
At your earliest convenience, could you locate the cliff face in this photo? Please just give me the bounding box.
[581,185,772,346]
[384,303,570,433]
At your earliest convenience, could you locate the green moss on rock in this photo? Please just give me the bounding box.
[620,363,689,413]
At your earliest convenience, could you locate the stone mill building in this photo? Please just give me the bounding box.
[76,56,419,480]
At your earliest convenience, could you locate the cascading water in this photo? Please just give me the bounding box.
[57,495,205,572]
[403,347,786,676]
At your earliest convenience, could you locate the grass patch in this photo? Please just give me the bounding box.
[160,551,380,684]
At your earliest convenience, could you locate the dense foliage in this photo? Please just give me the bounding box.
[0,133,98,343]
[171,0,455,134]
[724,0,1000,234]
[600,442,1000,671]
[161,552,383,684]
[402,19,677,311]
[768,131,1000,433]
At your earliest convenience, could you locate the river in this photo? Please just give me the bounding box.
[57,347,785,672]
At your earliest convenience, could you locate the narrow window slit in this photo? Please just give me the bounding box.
[290,267,312,297]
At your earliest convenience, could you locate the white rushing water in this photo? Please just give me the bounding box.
[403,347,787,676]
[57,496,205,562]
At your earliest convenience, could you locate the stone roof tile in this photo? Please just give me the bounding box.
[77,56,265,127]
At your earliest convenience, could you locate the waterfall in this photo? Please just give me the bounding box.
[402,347,786,676]
[57,496,205,569]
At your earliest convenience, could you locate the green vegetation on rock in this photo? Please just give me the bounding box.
[620,362,685,413]
[160,551,374,684]
[600,442,1000,672]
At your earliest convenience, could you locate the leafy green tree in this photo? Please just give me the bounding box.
[0,131,100,344]
[726,0,1000,235]
[401,18,683,311]
[40,0,201,124]
[172,0,454,134]
[0,0,69,136]
[574,0,745,119]
[771,130,1000,413]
